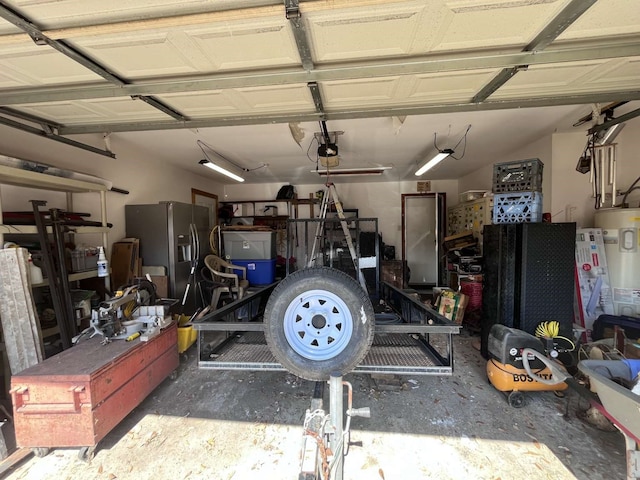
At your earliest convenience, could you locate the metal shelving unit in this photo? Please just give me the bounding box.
[0,164,110,253]
[286,216,380,298]
[0,165,112,345]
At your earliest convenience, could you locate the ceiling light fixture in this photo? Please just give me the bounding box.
[312,166,392,177]
[199,159,245,182]
[415,126,471,177]
[415,149,454,176]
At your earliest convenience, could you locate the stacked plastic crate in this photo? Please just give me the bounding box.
[222,230,277,285]
[491,158,543,223]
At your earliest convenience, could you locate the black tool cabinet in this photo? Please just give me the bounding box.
[480,222,576,358]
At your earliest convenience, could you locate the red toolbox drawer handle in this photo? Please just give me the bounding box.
[10,386,86,414]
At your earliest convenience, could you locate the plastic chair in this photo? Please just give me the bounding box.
[203,254,249,309]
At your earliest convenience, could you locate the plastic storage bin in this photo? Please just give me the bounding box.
[71,247,99,272]
[492,158,543,193]
[223,231,276,260]
[231,259,277,285]
[492,191,543,223]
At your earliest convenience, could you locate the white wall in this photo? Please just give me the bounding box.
[457,119,640,228]
[0,129,224,254]
[224,178,458,255]
[551,124,640,228]
[458,135,552,213]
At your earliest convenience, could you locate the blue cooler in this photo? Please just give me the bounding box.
[232,259,276,286]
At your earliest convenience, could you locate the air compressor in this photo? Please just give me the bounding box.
[486,322,575,407]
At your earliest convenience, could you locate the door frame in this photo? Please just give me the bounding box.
[401,192,447,287]
[191,188,218,231]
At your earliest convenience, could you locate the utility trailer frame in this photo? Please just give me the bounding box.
[193,281,461,376]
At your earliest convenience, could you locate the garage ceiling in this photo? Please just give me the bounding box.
[0,0,639,185]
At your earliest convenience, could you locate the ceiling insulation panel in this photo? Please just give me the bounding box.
[432,0,570,51]
[557,0,640,40]
[16,97,169,124]
[491,57,640,99]
[156,84,312,117]
[306,4,430,62]
[1,0,269,31]
[0,0,639,184]
[0,46,103,87]
[72,17,299,78]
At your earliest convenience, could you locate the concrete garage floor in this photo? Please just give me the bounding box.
[3,331,627,480]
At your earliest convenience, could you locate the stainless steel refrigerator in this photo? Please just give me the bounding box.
[125,201,210,313]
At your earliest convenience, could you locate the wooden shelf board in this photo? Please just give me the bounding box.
[33,269,98,288]
[0,165,108,193]
[0,225,109,235]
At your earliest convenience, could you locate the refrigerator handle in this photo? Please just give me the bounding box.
[191,222,200,262]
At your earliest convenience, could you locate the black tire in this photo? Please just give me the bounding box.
[263,267,375,381]
[508,391,525,408]
[33,447,50,458]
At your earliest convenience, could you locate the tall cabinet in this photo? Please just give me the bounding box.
[480,222,576,358]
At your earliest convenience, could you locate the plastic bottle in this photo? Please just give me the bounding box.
[97,246,109,277]
[28,253,43,284]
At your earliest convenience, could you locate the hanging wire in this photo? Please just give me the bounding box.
[450,125,472,160]
[433,125,472,160]
[433,132,442,152]
[616,176,640,207]
[197,139,267,172]
[306,134,320,163]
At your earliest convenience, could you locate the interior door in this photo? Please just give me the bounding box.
[402,193,446,288]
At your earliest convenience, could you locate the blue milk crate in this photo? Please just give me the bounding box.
[492,191,543,223]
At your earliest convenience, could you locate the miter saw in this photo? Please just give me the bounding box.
[72,284,171,345]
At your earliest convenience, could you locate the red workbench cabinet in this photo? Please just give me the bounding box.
[10,322,178,450]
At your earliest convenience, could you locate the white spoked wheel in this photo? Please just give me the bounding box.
[264,267,375,381]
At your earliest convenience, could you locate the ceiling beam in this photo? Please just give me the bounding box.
[285,0,314,71]
[0,0,188,122]
[0,106,61,130]
[471,0,597,103]
[0,2,125,85]
[1,42,638,106]
[58,90,640,135]
[470,67,524,104]
[283,1,329,121]
[131,96,186,121]
[0,113,115,158]
[307,82,325,115]
[588,107,640,136]
[525,0,598,52]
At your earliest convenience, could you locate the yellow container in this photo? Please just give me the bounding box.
[175,314,197,354]
[177,325,197,354]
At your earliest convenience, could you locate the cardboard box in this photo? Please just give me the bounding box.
[111,239,140,288]
[150,275,168,298]
[575,229,614,331]
[437,290,469,324]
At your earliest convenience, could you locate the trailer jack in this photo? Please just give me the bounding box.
[299,375,370,480]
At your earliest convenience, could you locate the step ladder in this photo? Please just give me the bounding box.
[308,183,367,291]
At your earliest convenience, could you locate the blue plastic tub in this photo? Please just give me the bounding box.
[231,258,276,286]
